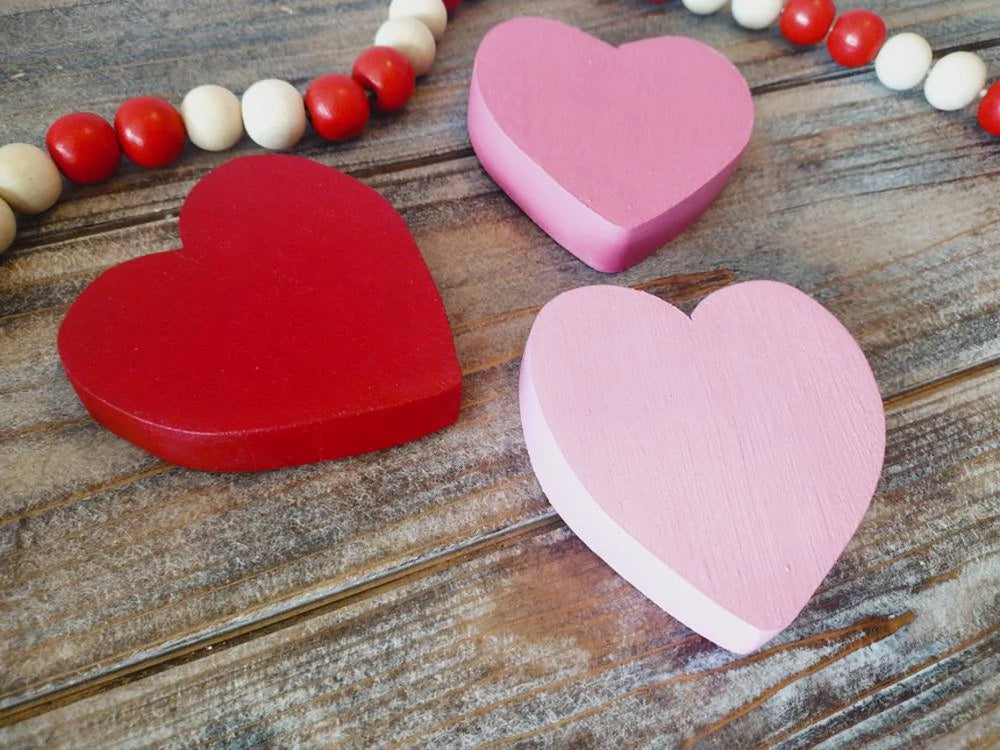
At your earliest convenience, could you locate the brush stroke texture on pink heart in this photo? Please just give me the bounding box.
[520,282,885,652]
[469,17,753,273]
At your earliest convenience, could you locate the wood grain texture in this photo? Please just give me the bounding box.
[2,0,1000,742]
[3,0,999,247]
[2,363,998,748]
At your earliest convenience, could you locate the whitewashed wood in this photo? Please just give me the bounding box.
[1,0,1000,740]
[3,0,998,246]
[2,364,997,747]
[4,67,1000,710]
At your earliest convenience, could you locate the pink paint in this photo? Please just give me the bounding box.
[520,283,885,652]
[468,17,753,273]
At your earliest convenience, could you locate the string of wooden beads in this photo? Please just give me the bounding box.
[0,0,462,255]
[2,0,999,260]
[671,0,1000,130]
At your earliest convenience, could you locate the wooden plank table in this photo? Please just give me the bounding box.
[2,0,999,746]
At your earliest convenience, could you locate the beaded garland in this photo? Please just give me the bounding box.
[1,0,999,258]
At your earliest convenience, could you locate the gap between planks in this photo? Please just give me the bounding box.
[751,34,1000,96]
[2,343,998,729]
[0,514,560,728]
[6,147,477,255]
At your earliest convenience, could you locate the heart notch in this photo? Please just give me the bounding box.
[469,17,754,273]
[520,282,885,652]
[58,155,462,472]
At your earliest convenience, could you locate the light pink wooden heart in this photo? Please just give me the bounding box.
[468,17,753,273]
[520,282,885,653]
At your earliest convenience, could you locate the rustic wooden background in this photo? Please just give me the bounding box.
[2,0,1000,747]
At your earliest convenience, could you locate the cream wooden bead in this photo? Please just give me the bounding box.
[181,84,243,152]
[374,17,436,76]
[682,0,728,15]
[924,51,988,111]
[241,79,307,150]
[874,33,933,91]
[731,0,782,30]
[0,143,62,215]
[389,0,447,41]
[0,198,15,255]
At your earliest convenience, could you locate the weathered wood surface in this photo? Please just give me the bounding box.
[2,0,1000,744]
[4,364,1000,748]
[3,0,999,248]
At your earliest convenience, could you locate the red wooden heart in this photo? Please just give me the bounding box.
[58,155,462,471]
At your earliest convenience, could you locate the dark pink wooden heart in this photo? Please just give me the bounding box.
[469,17,754,272]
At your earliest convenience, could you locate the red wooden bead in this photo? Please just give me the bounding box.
[442,0,462,11]
[114,96,186,168]
[780,0,837,47]
[352,46,416,112]
[305,74,370,141]
[826,9,886,67]
[45,112,121,184]
[978,81,1000,137]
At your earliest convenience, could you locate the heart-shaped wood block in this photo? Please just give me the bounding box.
[520,282,885,652]
[58,155,462,472]
[468,17,753,273]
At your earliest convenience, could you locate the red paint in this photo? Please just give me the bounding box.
[780,0,837,47]
[58,155,462,472]
[45,112,121,184]
[826,9,886,67]
[468,18,753,273]
[305,74,370,141]
[978,81,1000,137]
[353,46,416,112]
[114,96,186,168]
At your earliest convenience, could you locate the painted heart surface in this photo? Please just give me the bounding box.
[520,282,885,652]
[58,155,462,472]
[468,17,753,273]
